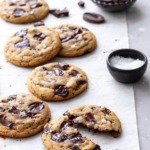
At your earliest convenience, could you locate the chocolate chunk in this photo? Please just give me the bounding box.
[72,28,83,35]
[8,106,20,114]
[49,8,69,18]
[16,29,27,38]
[1,95,16,103]
[13,9,25,17]
[107,130,120,138]
[30,3,42,9]
[103,108,111,115]
[61,28,82,43]
[0,115,13,128]
[83,12,105,24]
[61,36,73,43]
[72,146,80,150]
[0,107,5,112]
[33,33,47,41]
[44,126,50,134]
[15,39,30,49]
[9,2,16,6]
[60,121,74,130]
[69,70,79,77]
[29,102,44,113]
[41,67,47,71]
[54,85,69,97]
[75,80,87,90]
[78,1,85,7]
[51,132,67,142]
[93,145,101,150]
[84,113,95,122]
[34,21,45,27]
[56,63,70,70]
[47,69,63,76]
[68,133,83,144]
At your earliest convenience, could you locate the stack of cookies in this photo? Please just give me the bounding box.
[0,0,122,150]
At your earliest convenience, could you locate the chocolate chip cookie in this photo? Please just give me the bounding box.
[27,62,88,101]
[4,26,62,67]
[0,94,50,138]
[42,116,101,150]
[52,24,97,57]
[64,105,121,138]
[0,0,49,24]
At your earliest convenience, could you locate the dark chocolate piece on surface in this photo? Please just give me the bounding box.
[49,8,69,18]
[83,12,105,24]
[15,39,30,49]
[0,115,13,128]
[78,1,85,7]
[16,29,27,38]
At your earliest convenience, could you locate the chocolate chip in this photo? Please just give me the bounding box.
[83,12,105,24]
[78,1,85,7]
[61,28,82,43]
[41,67,47,71]
[103,108,111,115]
[8,106,20,114]
[15,39,30,49]
[9,2,16,6]
[61,36,74,43]
[16,29,27,38]
[0,107,5,112]
[43,126,50,134]
[13,9,25,17]
[71,146,80,150]
[34,21,45,27]
[29,102,44,113]
[47,69,63,76]
[54,85,69,97]
[51,132,67,142]
[75,80,87,90]
[55,63,70,70]
[72,28,83,35]
[107,130,120,138]
[33,33,47,41]
[63,112,77,120]
[60,121,74,130]
[30,3,42,9]
[84,113,95,122]
[49,8,69,18]
[69,70,79,77]
[93,145,101,150]
[0,115,13,128]
[68,133,83,144]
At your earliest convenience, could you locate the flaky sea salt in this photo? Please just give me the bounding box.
[110,56,144,70]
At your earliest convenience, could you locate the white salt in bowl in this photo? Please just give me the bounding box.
[107,49,148,83]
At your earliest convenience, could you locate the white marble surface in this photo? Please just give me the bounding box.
[0,0,139,149]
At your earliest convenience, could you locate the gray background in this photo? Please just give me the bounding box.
[127,0,150,149]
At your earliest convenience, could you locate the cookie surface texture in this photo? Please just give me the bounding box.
[4,26,61,67]
[27,62,88,101]
[64,105,121,137]
[53,24,97,57]
[0,0,49,24]
[42,116,101,150]
[0,94,50,138]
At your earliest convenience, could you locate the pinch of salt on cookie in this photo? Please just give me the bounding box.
[101,118,107,124]
[73,116,83,123]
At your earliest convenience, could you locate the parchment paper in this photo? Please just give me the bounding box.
[0,0,139,149]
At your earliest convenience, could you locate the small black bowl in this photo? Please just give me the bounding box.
[91,0,136,12]
[107,49,148,83]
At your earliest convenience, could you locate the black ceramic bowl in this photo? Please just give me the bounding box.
[107,49,148,83]
[91,0,136,12]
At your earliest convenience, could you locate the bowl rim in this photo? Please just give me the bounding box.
[91,0,136,7]
[107,48,148,72]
